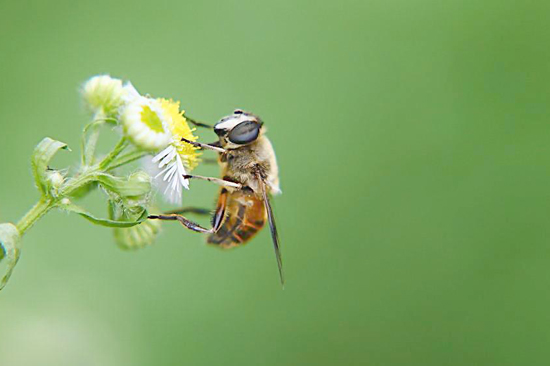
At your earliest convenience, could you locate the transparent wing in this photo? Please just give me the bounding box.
[258,175,284,286]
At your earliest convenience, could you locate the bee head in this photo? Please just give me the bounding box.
[214,109,264,148]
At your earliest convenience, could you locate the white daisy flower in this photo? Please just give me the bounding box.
[121,96,172,151]
[150,99,200,204]
[119,81,200,204]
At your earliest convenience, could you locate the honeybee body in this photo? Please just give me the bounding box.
[208,134,280,248]
[149,110,284,284]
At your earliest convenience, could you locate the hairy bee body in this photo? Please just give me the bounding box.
[208,134,280,248]
[207,189,266,248]
[219,135,280,195]
[149,109,284,284]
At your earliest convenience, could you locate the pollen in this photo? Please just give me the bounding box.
[158,98,200,171]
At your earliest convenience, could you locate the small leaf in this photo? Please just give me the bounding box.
[0,223,21,291]
[59,200,148,228]
[32,137,69,197]
[96,171,151,198]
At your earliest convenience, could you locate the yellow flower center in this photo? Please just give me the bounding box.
[140,105,165,133]
[158,98,200,171]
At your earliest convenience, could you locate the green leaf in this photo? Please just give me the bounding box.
[96,171,151,198]
[32,137,69,197]
[60,200,148,228]
[0,223,21,291]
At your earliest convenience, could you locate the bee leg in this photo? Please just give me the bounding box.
[163,207,211,215]
[185,116,213,129]
[181,138,226,153]
[148,214,214,234]
[148,190,229,234]
[211,188,229,232]
[183,174,242,189]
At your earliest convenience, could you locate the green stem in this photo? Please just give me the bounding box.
[12,133,145,238]
[16,138,131,236]
[58,170,97,197]
[108,150,149,171]
[98,137,128,170]
[82,120,103,166]
[16,199,54,235]
[81,114,119,167]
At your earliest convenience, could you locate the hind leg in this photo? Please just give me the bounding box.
[164,207,211,216]
[148,214,215,233]
[148,190,229,234]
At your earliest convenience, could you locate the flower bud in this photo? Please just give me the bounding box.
[113,219,161,250]
[82,75,126,116]
[0,223,21,290]
[46,170,65,196]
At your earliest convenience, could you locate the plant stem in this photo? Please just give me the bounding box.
[108,150,149,171]
[82,120,103,166]
[16,137,132,237]
[81,115,120,167]
[16,199,54,235]
[58,169,97,197]
[99,137,128,170]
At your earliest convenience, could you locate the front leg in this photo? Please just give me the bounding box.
[185,116,214,129]
[183,174,242,189]
[181,138,226,153]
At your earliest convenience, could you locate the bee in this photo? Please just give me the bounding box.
[148,110,283,284]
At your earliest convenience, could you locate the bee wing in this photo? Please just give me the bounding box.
[258,175,284,287]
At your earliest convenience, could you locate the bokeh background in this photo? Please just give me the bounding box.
[1,0,550,365]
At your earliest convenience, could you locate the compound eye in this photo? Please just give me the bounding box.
[228,121,260,144]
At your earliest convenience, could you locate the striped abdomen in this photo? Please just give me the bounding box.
[207,189,266,248]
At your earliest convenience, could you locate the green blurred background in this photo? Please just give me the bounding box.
[1,0,550,365]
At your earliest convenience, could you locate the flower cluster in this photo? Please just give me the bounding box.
[82,75,200,204]
[0,75,205,291]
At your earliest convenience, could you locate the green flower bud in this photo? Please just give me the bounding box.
[113,219,161,250]
[46,170,65,197]
[0,223,21,290]
[82,75,126,117]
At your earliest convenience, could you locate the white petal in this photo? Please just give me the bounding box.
[152,145,174,163]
